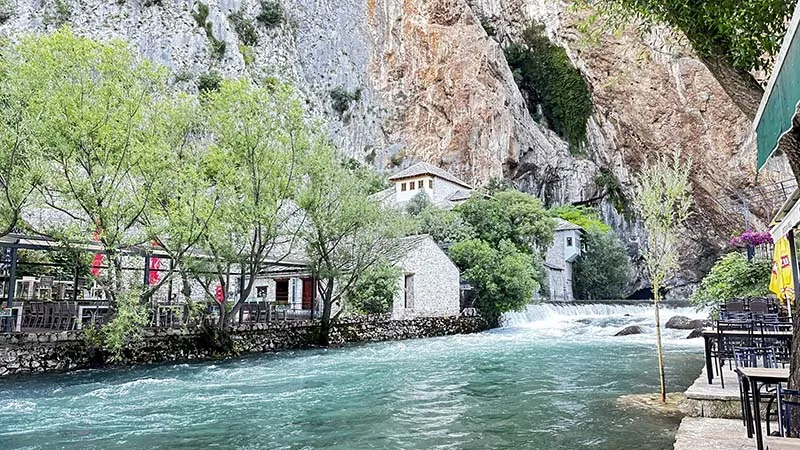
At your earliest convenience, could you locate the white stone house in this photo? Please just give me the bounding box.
[391,235,461,320]
[543,219,583,301]
[371,162,474,209]
[251,235,461,320]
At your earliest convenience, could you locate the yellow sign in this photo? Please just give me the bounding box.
[770,236,795,304]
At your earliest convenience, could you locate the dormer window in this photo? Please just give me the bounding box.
[401,183,407,192]
[566,237,573,247]
[418,180,423,189]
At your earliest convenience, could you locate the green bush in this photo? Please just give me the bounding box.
[691,252,771,311]
[415,208,476,245]
[197,71,222,94]
[456,189,554,253]
[341,158,390,194]
[330,86,362,115]
[0,0,13,24]
[450,239,541,321]
[406,191,433,216]
[504,23,593,153]
[346,262,401,315]
[257,0,284,27]
[595,168,629,215]
[549,204,610,232]
[192,1,209,28]
[573,227,632,299]
[229,10,259,45]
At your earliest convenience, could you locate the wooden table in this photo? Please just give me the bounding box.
[767,436,800,449]
[702,329,793,384]
[738,367,790,450]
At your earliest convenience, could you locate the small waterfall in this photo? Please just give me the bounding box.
[500,302,706,342]
[502,302,657,327]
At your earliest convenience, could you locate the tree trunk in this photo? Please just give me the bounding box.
[317,279,334,347]
[653,290,667,403]
[698,54,763,121]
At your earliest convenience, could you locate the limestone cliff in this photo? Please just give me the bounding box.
[0,0,789,297]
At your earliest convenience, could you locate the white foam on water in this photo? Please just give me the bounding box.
[500,302,707,346]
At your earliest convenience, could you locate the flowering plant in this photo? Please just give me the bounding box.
[729,230,773,248]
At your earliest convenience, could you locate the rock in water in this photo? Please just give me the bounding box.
[665,316,709,330]
[615,326,645,336]
[686,329,703,339]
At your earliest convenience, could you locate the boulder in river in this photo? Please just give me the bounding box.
[666,316,710,330]
[686,329,703,339]
[615,326,645,336]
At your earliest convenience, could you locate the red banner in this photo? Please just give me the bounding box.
[91,230,103,277]
[148,256,161,285]
[215,284,225,304]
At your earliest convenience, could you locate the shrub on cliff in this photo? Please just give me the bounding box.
[549,204,610,232]
[504,23,593,153]
[257,0,284,27]
[691,252,771,311]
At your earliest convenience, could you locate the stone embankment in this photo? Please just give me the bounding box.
[0,315,491,377]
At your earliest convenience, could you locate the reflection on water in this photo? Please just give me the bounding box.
[0,303,705,449]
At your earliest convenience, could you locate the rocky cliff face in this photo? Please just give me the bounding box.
[0,0,790,297]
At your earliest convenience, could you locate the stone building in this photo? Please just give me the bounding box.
[251,235,461,320]
[543,219,583,301]
[371,162,474,209]
[391,235,461,319]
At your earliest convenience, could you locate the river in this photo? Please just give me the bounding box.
[0,303,705,449]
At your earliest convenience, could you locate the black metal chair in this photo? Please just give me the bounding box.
[735,347,776,429]
[778,385,800,437]
[713,321,754,389]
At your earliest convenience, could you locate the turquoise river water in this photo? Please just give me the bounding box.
[0,303,705,449]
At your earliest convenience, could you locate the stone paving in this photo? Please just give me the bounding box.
[673,417,755,450]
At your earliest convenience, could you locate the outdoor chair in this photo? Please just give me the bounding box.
[713,321,754,388]
[778,385,800,437]
[735,347,779,433]
[749,300,771,314]
[725,301,746,313]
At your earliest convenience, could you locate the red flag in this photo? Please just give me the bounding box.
[215,284,225,304]
[91,230,104,277]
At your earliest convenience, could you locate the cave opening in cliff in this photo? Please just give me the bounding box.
[627,288,653,300]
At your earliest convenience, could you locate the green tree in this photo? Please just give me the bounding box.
[633,150,693,403]
[415,208,476,245]
[298,145,405,345]
[405,191,433,216]
[200,78,308,326]
[345,262,402,315]
[0,43,42,237]
[691,252,771,312]
[139,94,221,311]
[450,239,540,322]
[11,28,170,303]
[341,158,390,195]
[573,227,632,299]
[549,204,611,232]
[457,189,554,254]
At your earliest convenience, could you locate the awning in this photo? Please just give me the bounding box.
[771,188,800,240]
[755,0,800,170]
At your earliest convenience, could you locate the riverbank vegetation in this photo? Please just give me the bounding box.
[0,28,402,354]
[690,253,771,312]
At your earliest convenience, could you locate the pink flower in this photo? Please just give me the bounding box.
[729,230,773,248]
